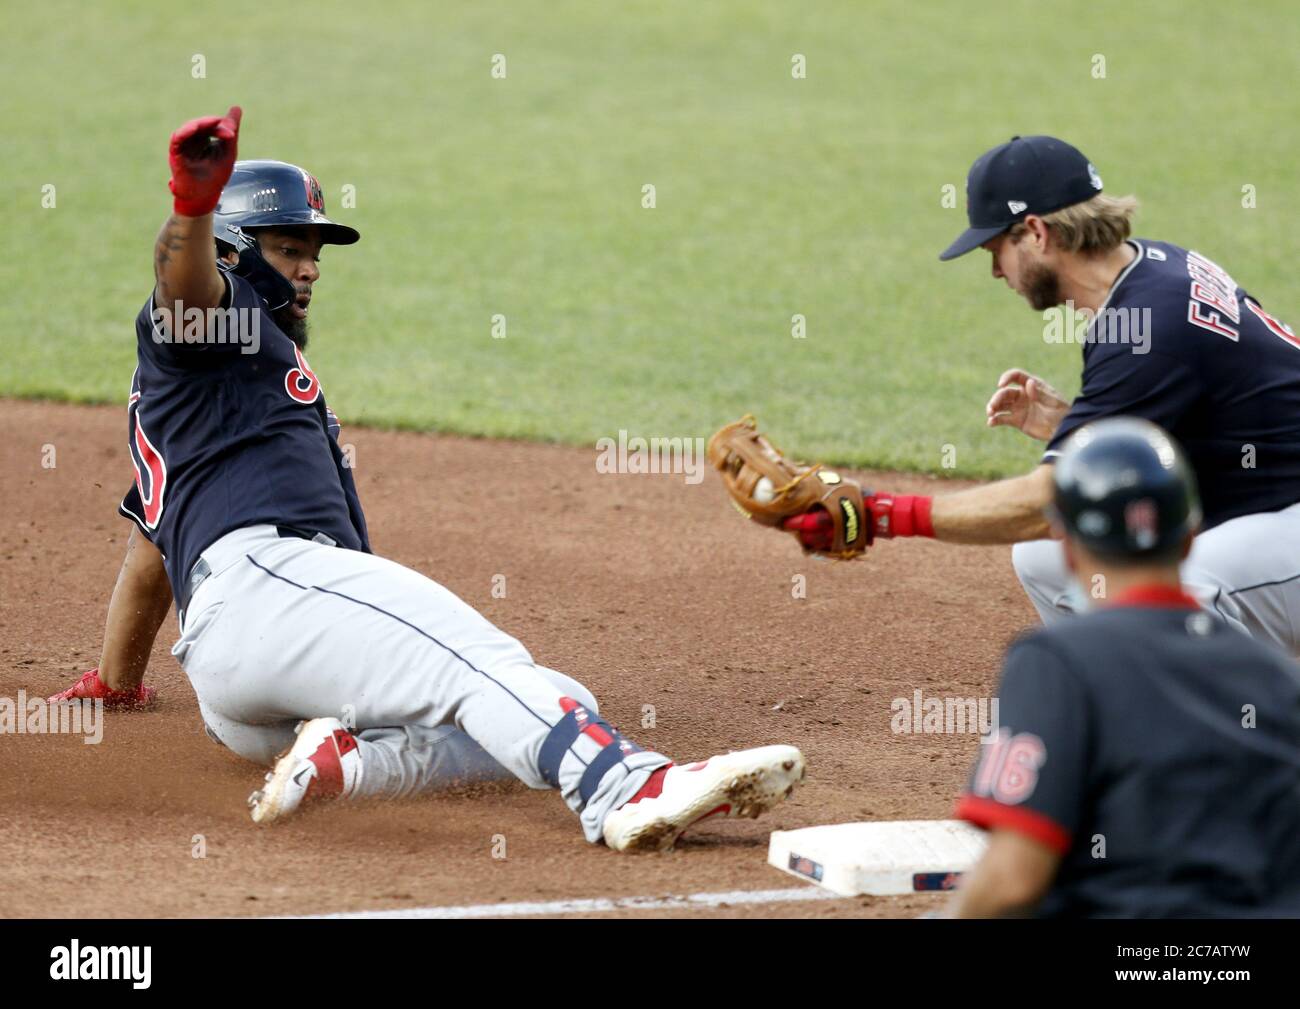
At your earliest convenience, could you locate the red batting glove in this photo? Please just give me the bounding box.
[48,668,157,710]
[168,105,242,217]
[781,493,935,552]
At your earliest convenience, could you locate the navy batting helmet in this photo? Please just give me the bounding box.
[212,160,358,313]
[1050,418,1201,560]
[214,160,359,250]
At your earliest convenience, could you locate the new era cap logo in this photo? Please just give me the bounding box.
[1088,163,1103,190]
[1007,200,1028,214]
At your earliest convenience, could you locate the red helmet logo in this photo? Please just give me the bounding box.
[1125,498,1159,549]
[301,171,325,211]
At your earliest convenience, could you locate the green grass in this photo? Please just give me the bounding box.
[3,0,1298,477]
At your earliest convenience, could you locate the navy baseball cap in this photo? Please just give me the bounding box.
[939,136,1104,261]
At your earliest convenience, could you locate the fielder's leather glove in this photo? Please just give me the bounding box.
[706,415,871,559]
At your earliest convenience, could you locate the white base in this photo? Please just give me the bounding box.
[768,820,988,896]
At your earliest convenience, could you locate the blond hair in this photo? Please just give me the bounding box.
[1010,193,1139,255]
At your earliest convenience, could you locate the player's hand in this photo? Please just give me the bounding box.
[48,668,157,710]
[782,492,924,551]
[168,105,242,217]
[985,369,1069,442]
[782,509,836,553]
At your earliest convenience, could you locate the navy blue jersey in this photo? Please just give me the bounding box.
[956,587,1300,918]
[119,272,370,597]
[1044,239,1300,528]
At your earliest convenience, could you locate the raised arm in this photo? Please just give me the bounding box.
[153,106,242,315]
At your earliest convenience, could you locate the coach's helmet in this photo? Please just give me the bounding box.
[213,160,359,312]
[1050,418,1201,561]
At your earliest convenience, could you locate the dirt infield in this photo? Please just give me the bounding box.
[0,399,1037,918]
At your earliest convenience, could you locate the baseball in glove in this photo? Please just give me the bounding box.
[706,415,871,558]
[706,415,936,557]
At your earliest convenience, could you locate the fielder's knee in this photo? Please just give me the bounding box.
[1012,539,1053,587]
[1011,539,1080,623]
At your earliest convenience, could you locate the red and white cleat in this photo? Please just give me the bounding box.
[602,745,806,852]
[248,718,361,824]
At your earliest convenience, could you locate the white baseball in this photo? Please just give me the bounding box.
[754,476,776,504]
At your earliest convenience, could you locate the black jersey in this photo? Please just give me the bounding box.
[956,586,1300,917]
[1044,240,1300,528]
[119,272,370,597]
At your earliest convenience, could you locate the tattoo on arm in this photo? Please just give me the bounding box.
[152,214,221,310]
[153,220,187,302]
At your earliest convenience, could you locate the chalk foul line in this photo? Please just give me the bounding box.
[292,886,846,919]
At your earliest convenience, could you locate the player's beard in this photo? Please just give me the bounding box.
[273,309,309,350]
[1020,260,1062,312]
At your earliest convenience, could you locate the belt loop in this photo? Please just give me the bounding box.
[178,556,213,618]
[276,525,337,548]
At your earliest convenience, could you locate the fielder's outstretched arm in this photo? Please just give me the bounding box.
[929,463,1055,544]
[98,526,173,692]
[778,462,1056,552]
[713,418,1060,557]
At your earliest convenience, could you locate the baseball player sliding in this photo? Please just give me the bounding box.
[48,105,805,851]
[713,135,1300,654]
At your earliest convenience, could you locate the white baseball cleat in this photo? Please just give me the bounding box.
[248,717,362,824]
[602,745,806,852]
